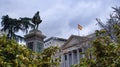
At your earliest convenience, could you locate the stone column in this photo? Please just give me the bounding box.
[71,50,74,65]
[82,48,85,58]
[77,49,80,64]
[61,54,64,67]
[67,53,69,67]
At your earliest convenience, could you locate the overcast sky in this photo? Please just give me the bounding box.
[0,0,120,39]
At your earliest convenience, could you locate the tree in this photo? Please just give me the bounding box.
[72,6,120,67]
[40,46,60,67]
[0,35,36,67]
[19,17,34,34]
[1,15,34,42]
[0,35,60,67]
[96,6,120,42]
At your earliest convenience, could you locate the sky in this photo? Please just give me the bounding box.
[0,0,120,39]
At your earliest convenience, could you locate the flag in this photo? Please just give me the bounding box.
[78,24,82,30]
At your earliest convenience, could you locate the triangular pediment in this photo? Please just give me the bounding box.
[61,35,81,49]
[61,35,90,50]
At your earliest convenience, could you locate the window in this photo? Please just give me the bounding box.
[37,42,43,52]
[28,42,33,51]
[59,56,61,62]
[65,55,67,60]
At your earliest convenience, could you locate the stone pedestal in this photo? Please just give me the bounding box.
[24,29,46,52]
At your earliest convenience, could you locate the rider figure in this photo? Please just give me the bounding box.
[32,11,42,30]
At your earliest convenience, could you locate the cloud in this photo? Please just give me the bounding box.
[0,0,119,39]
[41,0,119,38]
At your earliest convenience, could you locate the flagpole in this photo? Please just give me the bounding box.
[78,24,82,36]
[78,27,80,36]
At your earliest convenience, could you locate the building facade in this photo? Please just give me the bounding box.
[44,37,67,49]
[59,35,93,67]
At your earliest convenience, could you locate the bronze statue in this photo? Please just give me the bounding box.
[32,11,42,30]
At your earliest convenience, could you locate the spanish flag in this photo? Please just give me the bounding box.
[78,24,82,30]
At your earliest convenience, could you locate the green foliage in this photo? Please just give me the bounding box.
[41,46,60,67]
[0,35,59,67]
[96,6,120,42]
[1,15,34,42]
[73,6,120,67]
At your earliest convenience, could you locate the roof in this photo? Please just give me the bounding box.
[61,35,89,49]
[44,37,67,43]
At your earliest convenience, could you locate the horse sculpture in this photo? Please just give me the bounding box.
[32,11,42,30]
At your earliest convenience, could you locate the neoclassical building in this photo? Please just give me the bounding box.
[58,34,94,67]
[43,34,94,67]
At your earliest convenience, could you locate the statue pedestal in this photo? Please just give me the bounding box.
[24,29,46,52]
